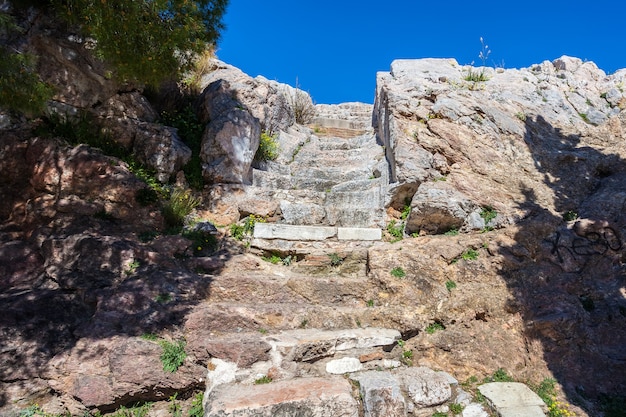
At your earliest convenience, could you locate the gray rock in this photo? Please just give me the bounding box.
[133,123,192,182]
[478,382,547,417]
[352,371,406,417]
[396,367,452,407]
[200,108,260,184]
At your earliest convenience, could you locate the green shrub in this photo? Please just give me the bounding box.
[449,403,463,414]
[255,131,280,162]
[161,105,205,190]
[159,339,187,373]
[0,12,54,115]
[162,188,201,228]
[391,267,406,278]
[230,223,245,240]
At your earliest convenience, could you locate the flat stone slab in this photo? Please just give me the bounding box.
[254,223,382,241]
[205,376,358,417]
[325,357,363,374]
[478,382,546,417]
[338,227,382,241]
[254,223,336,240]
[266,328,401,362]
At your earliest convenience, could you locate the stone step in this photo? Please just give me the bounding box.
[254,223,381,241]
[205,376,360,417]
[185,302,422,336]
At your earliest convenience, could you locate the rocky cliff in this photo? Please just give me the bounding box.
[1,14,626,416]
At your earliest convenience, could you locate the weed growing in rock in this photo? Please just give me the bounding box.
[366,299,375,307]
[444,228,459,236]
[515,112,527,121]
[446,280,457,292]
[188,392,204,417]
[162,188,201,228]
[387,220,404,241]
[125,260,140,276]
[449,403,464,414]
[168,393,182,417]
[391,267,406,278]
[461,248,479,261]
[110,403,153,417]
[285,80,316,124]
[328,253,344,267]
[254,375,273,384]
[432,412,448,417]
[480,206,497,223]
[183,228,218,256]
[255,131,280,162]
[483,368,514,383]
[261,254,283,264]
[563,210,579,222]
[141,333,158,341]
[532,378,575,417]
[155,293,173,303]
[159,339,187,373]
[425,322,445,334]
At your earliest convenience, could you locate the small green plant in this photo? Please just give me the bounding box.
[162,188,201,228]
[111,403,153,417]
[125,260,140,276]
[299,319,308,328]
[258,328,268,334]
[425,322,445,334]
[262,254,283,264]
[366,299,375,307]
[444,228,459,236]
[461,248,479,261]
[401,203,411,221]
[532,378,575,417]
[480,206,497,223]
[390,267,406,278]
[432,412,448,417]
[328,253,344,267]
[484,368,514,383]
[445,280,457,292]
[188,392,204,417]
[579,112,590,123]
[515,112,527,121]
[254,375,273,384]
[449,403,463,414]
[387,220,404,241]
[155,293,173,303]
[563,210,579,221]
[465,68,490,82]
[183,228,218,256]
[255,131,280,162]
[230,223,246,240]
[141,333,159,341]
[168,393,182,417]
[159,339,187,373]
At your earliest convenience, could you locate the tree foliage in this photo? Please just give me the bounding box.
[53,0,228,85]
[0,0,228,114]
[0,10,54,115]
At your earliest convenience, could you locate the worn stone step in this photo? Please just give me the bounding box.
[253,223,381,241]
[205,376,359,417]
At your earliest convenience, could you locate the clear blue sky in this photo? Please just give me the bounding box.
[217,1,626,104]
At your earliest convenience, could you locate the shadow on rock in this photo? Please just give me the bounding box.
[499,115,626,412]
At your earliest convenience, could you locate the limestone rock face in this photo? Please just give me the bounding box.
[374,56,626,230]
[198,60,302,184]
